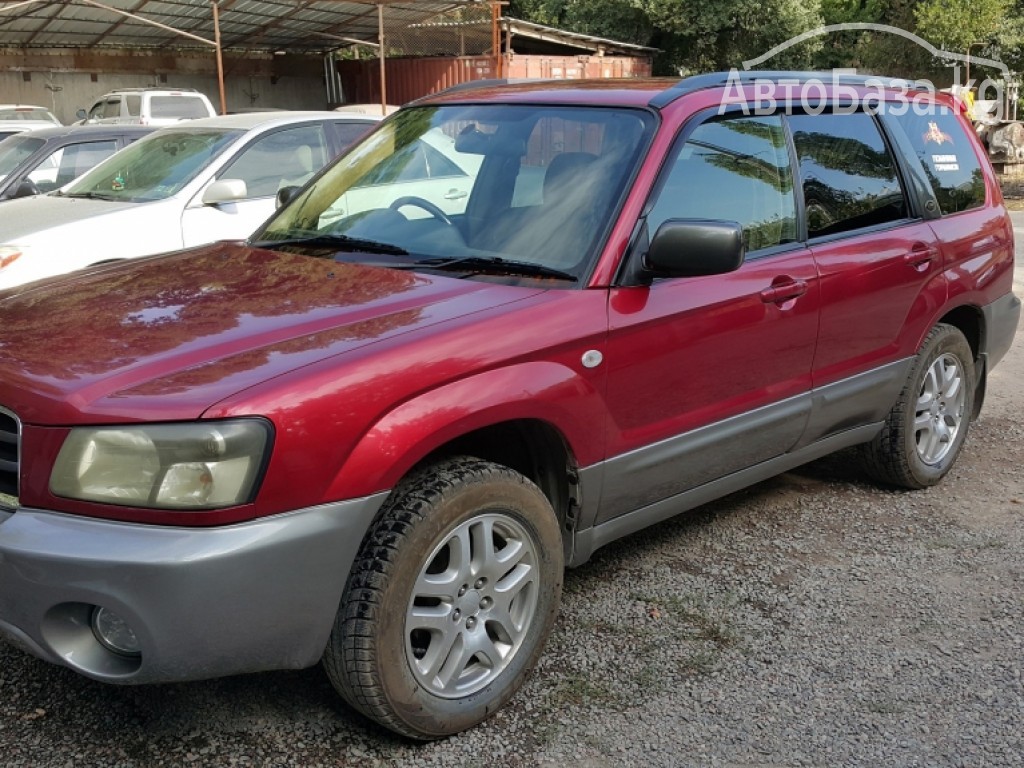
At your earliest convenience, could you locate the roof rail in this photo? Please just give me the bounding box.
[649,70,931,109]
[409,78,544,104]
[102,87,201,93]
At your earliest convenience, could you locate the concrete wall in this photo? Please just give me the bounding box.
[0,49,330,124]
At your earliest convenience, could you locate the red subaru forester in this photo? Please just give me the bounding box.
[0,73,1019,738]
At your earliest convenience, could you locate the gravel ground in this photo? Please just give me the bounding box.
[1,221,1022,768]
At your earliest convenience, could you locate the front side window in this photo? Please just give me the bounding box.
[789,111,908,238]
[256,105,653,283]
[63,128,240,202]
[646,114,798,254]
[219,124,329,198]
[888,107,985,214]
[39,140,119,189]
[101,98,122,119]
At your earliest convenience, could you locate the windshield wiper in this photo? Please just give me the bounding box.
[252,233,408,256]
[59,191,122,201]
[407,256,578,282]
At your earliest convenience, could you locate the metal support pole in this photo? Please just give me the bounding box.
[212,1,227,115]
[378,3,387,114]
[492,2,501,78]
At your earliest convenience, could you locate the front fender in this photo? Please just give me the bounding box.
[326,361,607,499]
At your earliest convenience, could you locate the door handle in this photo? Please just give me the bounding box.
[443,189,468,200]
[760,279,808,304]
[903,244,939,270]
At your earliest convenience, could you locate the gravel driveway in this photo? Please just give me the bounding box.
[2,219,1022,768]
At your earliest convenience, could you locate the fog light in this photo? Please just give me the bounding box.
[91,607,141,657]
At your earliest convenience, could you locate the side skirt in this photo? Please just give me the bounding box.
[568,423,882,567]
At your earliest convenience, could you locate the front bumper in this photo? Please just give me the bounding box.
[0,494,386,684]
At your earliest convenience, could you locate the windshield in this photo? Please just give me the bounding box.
[254,104,654,283]
[63,127,240,202]
[0,135,44,178]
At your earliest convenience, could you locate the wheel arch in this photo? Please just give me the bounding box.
[325,361,603,543]
[934,303,985,417]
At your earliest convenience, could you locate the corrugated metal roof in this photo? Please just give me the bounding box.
[0,0,473,53]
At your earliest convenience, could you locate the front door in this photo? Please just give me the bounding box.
[599,112,820,523]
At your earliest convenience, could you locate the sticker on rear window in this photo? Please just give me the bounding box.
[923,122,953,145]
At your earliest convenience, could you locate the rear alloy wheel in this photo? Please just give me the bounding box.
[324,456,563,739]
[862,323,975,489]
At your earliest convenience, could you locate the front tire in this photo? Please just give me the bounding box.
[861,323,975,489]
[324,456,563,739]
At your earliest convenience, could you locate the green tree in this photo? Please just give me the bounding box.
[646,0,824,73]
[914,0,1008,54]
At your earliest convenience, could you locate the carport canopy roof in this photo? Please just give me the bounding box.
[0,0,475,53]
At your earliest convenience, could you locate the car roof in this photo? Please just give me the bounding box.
[417,72,947,110]
[152,111,382,132]
[4,124,155,141]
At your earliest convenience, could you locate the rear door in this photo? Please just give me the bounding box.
[599,112,820,523]
[882,105,1013,311]
[792,109,946,447]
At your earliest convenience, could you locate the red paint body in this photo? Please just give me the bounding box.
[0,79,1015,527]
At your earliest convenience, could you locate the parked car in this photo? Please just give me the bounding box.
[0,111,379,288]
[0,124,154,201]
[76,88,216,126]
[0,74,1018,739]
[0,104,62,140]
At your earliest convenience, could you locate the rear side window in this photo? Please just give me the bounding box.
[150,95,211,119]
[126,95,141,118]
[789,111,908,238]
[888,107,985,214]
[646,114,798,253]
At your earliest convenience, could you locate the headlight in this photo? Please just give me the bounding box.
[50,420,272,510]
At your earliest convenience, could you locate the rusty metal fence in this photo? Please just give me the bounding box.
[332,2,499,109]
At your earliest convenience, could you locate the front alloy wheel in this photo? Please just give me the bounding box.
[324,456,563,739]
[407,513,540,699]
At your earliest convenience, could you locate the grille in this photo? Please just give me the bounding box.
[0,406,20,508]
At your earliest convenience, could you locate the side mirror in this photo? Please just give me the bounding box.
[644,219,745,279]
[76,108,87,120]
[276,185,302,209]
[202,178,247,206]
[12,179,42,199]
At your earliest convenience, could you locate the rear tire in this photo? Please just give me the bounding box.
[323,456,563,739]
[861,323,975,489]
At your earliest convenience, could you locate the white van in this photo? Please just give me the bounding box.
[77,88,216,126]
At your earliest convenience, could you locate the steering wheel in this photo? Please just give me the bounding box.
[389,196,454,227]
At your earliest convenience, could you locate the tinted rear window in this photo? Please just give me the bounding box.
[789,111,908,238]
[888,107,985,214]
[149,96,211,119]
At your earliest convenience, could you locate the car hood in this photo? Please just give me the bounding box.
[0,194,150,243]
[0,242,543,424]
